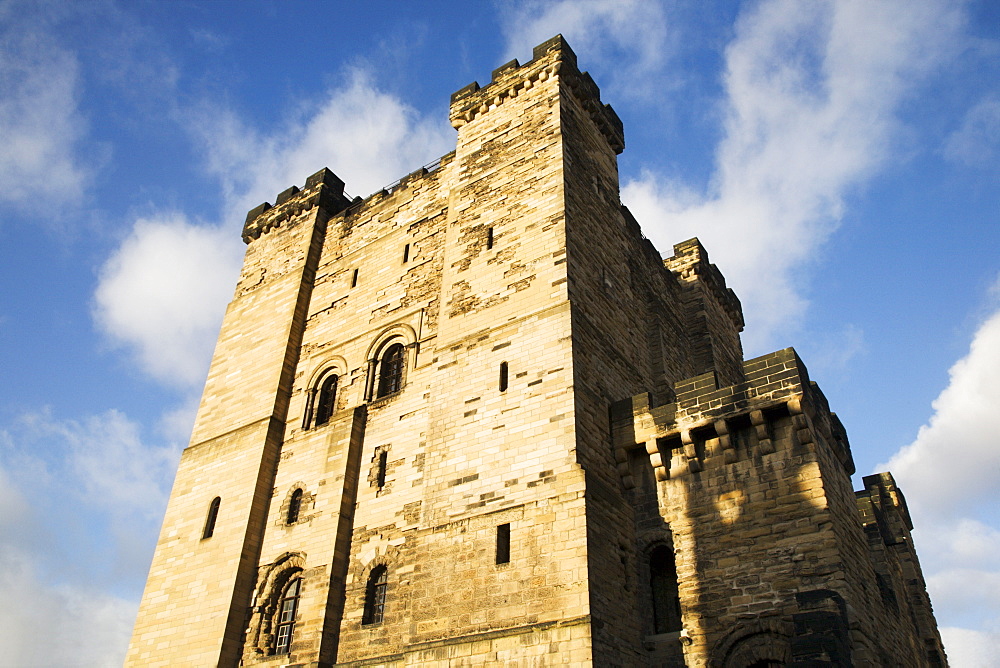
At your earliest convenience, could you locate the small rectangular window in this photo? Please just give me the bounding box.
[403,243,410,263]
[496,523,511,564]
[351,268,359,288]
[486,227,494,250]
[499,361,509,392]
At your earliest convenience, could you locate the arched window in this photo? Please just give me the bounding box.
[650,545,682,634]
[376,344,405,398]
[314,374,338,426]
[287,489,303,525]
[273,576,301,654]
[362,565,388,625]
[203,497,221,539]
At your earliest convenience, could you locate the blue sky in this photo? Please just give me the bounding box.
[0,1,997,665]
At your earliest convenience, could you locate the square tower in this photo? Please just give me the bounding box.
[126,36,946,667]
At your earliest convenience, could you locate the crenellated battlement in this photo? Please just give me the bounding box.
[665,238,744,333]
[242,167,353,244]
[612,347,854,483]
[449,35,624,154]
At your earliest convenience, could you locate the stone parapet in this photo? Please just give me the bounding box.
[243,167,352,243]
[665,237,744,333]
[449,34,624,154]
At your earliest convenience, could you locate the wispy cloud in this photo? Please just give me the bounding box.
[0,4,89,210]
[0,547,137,668]
[939,626,1000,668]
[189,67,454,219]
[620,0,963,352]
[0,408,178,666]
[499,0,671,98]
[944,96,1000,167]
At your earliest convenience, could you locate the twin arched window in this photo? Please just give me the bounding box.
[314,374,338,426]
[306,339,410,428]
[376,343,405,398]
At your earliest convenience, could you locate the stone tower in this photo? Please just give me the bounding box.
[126,36,946,667]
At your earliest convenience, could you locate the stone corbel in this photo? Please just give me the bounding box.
[681,429,703,473]
[750,410,774,455]
[715,419,738,464]
[645,438,669,481]
[787,397,814,447]
[615,445,634,490]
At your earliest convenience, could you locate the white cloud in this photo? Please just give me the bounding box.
[191,67,454,218]
[620,0,963,352]
[499,0,670,98]
[884,307,1000,519]
[879,304,1000,666]
[0,7,89,209]
[94,215,242,389]
[940,627,1000,668]
[944,96,1000,167]
[40,410,178,524]
[95,68,453,389]
[0,547,137,668]
[0,408,178,666]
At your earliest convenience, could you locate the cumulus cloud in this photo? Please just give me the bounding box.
[884,307,1000,519]
[95,69,453,389]
[499,0,670,97]
[880,303,1000,666]
[190,67,453,218]
[0,5,89,209]
[944,96,1000,167]
[94,216,242,389]
[620,0,963,352]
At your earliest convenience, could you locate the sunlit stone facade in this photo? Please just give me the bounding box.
[126,36,946,667]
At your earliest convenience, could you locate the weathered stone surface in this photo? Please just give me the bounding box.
[126,35,946,668]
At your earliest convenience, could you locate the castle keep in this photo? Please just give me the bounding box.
[126,37,946,667]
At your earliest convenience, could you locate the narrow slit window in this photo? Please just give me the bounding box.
[496,523,511,564]
[650,545,682,634]
[203,497,221,539]
[403,243,410,263]
[486,226,494,250]
[377,450,388,489]
[499,361,509,392]
[287,488,303,525]
[351,268,359,288]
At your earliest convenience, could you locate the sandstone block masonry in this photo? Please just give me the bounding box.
[126,35,947,667]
